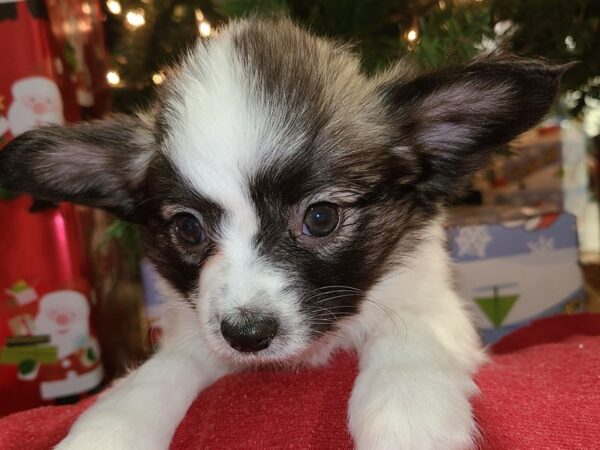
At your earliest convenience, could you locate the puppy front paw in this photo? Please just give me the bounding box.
[348,370,478,450]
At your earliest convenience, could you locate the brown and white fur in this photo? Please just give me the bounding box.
[0,18,565,450]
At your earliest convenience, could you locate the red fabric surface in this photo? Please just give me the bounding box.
[1,314,599,449]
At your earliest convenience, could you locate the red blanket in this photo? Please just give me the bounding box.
[1,314,599,449]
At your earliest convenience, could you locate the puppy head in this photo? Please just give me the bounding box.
[0,18,565,364]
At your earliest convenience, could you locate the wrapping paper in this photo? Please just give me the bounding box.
[0,0,107,416]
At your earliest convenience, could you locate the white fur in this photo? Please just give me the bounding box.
[346,223,484,450]
[161,33,314,365]
[57,221,483,450]
[163,33,307,203]
[56,307,228,450]
[56,27,484,450]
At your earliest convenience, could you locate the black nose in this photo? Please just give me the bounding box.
[220,314,278,353]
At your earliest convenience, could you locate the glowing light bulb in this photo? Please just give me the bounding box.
[106,70,120,86]
[106,0,121,15]
[407,29,418,42]
[126,9,145,28]
[565,35,576,51]
[152,72,165,85]
[199,20,211,37]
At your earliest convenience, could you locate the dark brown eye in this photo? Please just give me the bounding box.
[302,203,340,237]
[175,214,205,245]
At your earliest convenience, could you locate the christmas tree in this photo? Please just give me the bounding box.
[102,0,600,122]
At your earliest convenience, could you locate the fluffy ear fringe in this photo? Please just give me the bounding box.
[0,114,156,220]
[379,55,571,200]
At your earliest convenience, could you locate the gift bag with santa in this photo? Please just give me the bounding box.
[0,196,104,416]
[0,0,107,416]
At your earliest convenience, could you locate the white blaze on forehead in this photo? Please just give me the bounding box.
[163,33,303,231]
[163,32,305,312]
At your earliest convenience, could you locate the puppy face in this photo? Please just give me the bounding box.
[0,18,564,364]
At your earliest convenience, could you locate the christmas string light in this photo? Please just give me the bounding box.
[403,14,420,49]
[565,35,576,51]
[106,70,121,86]
[152,72,166,85]
[106,0,121,15]
[126,9,145,29]
[199,21,211,37]
[195,8,211,38]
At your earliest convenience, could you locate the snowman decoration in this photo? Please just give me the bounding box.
[0,76,64,140]
[32,290,102,400]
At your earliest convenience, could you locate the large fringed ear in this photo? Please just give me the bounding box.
[0,114,157,220]
[378,56,570,200]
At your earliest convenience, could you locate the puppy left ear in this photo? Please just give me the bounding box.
[0,114,157,220]
[379,56,569,199]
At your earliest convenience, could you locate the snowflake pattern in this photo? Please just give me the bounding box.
[527,236,555,254]
[455,226,492,258]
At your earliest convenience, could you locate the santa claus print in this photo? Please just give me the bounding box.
[5,76,64,137]
[35,290,92,359]
[33,290,102,400]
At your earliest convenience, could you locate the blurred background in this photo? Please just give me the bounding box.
[0,0,599,416]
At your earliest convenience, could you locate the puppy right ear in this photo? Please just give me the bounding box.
[0,114,157,220]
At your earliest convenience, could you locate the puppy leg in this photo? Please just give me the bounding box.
[348,296,484,450]
[56,322,227,450]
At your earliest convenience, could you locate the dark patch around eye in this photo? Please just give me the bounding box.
[139,155,225,304]
[246,143,438,336]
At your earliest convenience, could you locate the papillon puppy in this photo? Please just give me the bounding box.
[0,17,565,450]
